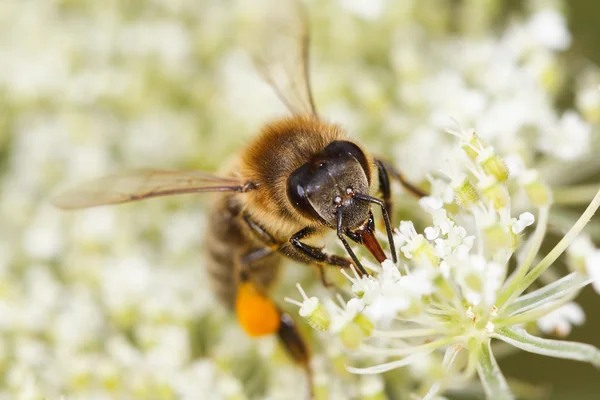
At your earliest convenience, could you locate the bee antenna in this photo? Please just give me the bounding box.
[353,193,398,264]
[336,208,368,276]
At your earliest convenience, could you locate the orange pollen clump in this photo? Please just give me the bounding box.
[235,281,281,337]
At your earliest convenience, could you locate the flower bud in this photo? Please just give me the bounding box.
[301,300,331,332]
[453,178,480,209]
[484,223,518,253]
[480,155,509,182]
[340,322,364,349]
[288,285,332,332]
[461,134,482,161]
[481,182,509,210]
[524,180,552,207]
[353,314,374,337]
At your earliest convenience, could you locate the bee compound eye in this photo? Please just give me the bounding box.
[287,163,328,224]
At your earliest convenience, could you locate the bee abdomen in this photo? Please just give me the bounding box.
[204,193,282,310]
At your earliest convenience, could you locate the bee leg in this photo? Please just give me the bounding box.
[240,246,276,265]
[242,215,356,282]
[235,257,314,398]
[277,312,314,398]
[316,265,332,287]
[376,159,427,199]
[375,159,394,215]
[242,214,278,247]
[244,239,335,287]
[287,227,362,274]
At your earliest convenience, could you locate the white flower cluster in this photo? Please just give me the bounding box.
[0,0,599,399]
[288,126,600,399]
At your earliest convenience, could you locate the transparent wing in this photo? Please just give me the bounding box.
[250,0,317,116]
[52,169,248,210]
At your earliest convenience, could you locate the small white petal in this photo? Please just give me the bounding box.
[299,297,320,318]
[584,251,600,294]
[424,226,439,241]
[512,212,535,234]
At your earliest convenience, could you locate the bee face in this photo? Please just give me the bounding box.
[287,140,372,230]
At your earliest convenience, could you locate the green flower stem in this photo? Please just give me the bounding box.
[422,345,461,400]
[553,183,600,205]
[504,272,590,316]
[346,352,435,375]
[494,293,576,328]
[372,328,441,339]
[497,206,549,309]
[476,339,514,400]
[493,327,600,366]
[513,188,600,300]
[357,336,456,357]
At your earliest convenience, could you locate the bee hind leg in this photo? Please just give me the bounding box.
[278,312,314,399]
[234,273,314,398]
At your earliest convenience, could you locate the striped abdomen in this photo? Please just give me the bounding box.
[203,192,282,309]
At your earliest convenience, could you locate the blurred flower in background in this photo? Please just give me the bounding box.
[1,0,600,399]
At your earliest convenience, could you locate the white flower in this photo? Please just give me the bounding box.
[576,85,600,118]
[527,9,572,51]
[420,196,455,239]
[425,175,455,204]
[434,224,474,260]
[395,221,439,267]
[337,0,385,20]
[584,250,600,294]
[396,221,423,259]
[398,267,436,299]
[21,211,63,260]
[540,111,592,161]
[359,375,385,397]
[350,274,381,304]
[568,235,596,260]
[567,234,600,294]
[455,255,503,307]
[286,284,331,331]
[100,256,152,312]
[329,298,365,333]
[537,302,585,337]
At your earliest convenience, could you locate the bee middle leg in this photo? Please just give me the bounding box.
[241,215,354,286]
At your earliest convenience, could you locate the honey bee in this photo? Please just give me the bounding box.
[53,1,425,394]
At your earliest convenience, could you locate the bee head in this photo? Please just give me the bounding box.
[287,140,398,273]
[287,140,371,230]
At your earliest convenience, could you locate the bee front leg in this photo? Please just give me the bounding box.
[376,159,427,202]
[286,227,358,285]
